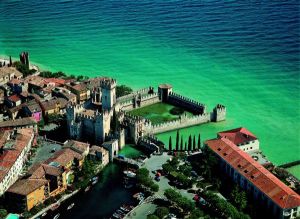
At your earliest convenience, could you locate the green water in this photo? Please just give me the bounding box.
[286,165,300,179]
[0,0,299,167]
[119,144,142,158]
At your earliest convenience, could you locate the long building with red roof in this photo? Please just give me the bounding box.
[0,128,35,195]
[205,134,300,219]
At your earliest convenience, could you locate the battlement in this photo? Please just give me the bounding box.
[100,78,116,89]
[140,92,158,101]
[169,92,205,107]
[214,104,226,112]
[117,87,154,102]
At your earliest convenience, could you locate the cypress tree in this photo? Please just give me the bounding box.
[169,136,172,151]
[184,142,187,151]
[193,135,196,151]
[110,109,118,134]
[197,134,201,149]
[188,135,192,151]
[180,136,183,151]
[175,130,179,151]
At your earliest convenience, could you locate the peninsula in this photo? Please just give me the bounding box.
[0,53,299,219]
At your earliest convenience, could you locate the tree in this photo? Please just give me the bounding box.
[147,215,159,219]
[169,136,172,151]
[116,85,133,98]
[197,133,201,149]
[162,163,175,174]
[110,109,118,133]
[193,135,196,151]
[230,186,247,210]
[0,209,7,218]
[184,142,187,151]
[175,130,179,151]
[155,207,169,218]
[180,136,183,151]
[188,135,192,151]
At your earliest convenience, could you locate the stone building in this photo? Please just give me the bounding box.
[205,137,300,219]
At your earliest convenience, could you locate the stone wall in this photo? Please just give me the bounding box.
[150,113,211,134]
[167,92,206,114]
[140,93,160,107]
[117,87,152,103]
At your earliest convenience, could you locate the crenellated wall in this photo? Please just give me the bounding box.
[167,92,206,114]
[149,113,211,134]
[117,87,152,103]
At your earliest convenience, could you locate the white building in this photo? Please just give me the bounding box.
[218,127,259,153]
[0,128,35,195]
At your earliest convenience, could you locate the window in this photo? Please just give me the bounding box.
[244,170,248,173]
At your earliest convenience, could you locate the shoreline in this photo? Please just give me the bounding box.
[0,56,40,72]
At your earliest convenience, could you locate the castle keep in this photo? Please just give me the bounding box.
[66,78,226,150]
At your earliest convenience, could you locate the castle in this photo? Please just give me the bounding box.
[66,79,226,151]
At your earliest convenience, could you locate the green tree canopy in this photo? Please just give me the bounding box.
[116,85,133,98]
[155,207,169,218]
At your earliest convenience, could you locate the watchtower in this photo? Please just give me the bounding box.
[100,79,116,111]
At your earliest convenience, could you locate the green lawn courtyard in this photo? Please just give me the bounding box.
[129,103,193,124]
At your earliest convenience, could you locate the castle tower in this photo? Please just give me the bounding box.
[100,79,116,111]
[212,104,226,122]
[95,110,112,144]
[158,84,172,102]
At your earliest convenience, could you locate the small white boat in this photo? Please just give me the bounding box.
[41,212,47,217]
[85,186,91,192]
[67,203,75,210]
[123,170,136,178]
[53,213,60,219]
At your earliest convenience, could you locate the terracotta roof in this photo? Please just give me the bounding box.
[44,78,66,85]
[0,129,34,182]
[63,140,89,154]
[28,163,62,179]
[0,67,22,78]
[7,94,20,103]
[205,137,300,209]
[7,178,48,196]
[0,117,37,128]
[45,148,82,167]
[218,127,257,145]
[40,97,68,111]
[26,99,42,112]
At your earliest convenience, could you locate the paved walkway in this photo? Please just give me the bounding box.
[30,190,79,219]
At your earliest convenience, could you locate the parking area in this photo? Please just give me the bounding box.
[29,140,62,166]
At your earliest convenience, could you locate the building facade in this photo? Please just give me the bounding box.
[205,137,300,219]
[0,128,35,195]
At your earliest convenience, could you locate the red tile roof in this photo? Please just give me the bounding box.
[218,127,257,145]
[7,178,48,196]
[205,137,300,209]
[45,148,82,167]
[0,129,34,182]
[7,94,20,103]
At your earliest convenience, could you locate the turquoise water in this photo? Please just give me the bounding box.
[0,0,299,165]
[5,214,19,219]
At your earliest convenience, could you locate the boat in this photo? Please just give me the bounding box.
[85,186,91,192]
[92,176,98,181]
[123,170,136,178]
[51,203,60,211]
[53,213,60,219]
[41,212,47,217]
[92,179,98,185]
[67,203,75,210]
[112,213,122,218]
